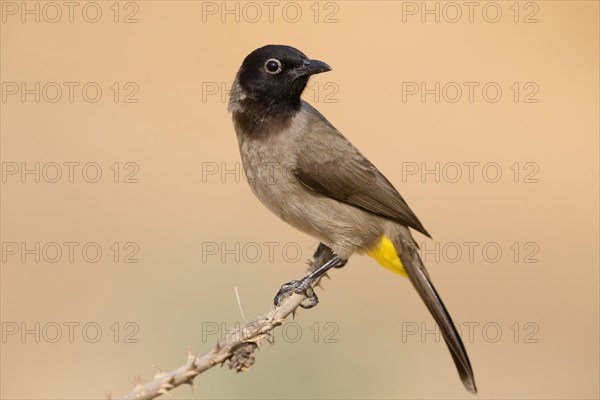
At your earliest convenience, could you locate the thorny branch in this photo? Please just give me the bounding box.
[115,245,335,400]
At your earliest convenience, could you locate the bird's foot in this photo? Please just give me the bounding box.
[274,277,319,309]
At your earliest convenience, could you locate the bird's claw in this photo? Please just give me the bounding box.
[274,277,319,309]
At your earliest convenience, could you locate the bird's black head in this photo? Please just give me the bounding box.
[235,45,332,117]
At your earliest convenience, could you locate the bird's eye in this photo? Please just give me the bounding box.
[264,58,282,74]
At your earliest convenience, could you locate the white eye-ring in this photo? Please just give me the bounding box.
[264,58,282,74]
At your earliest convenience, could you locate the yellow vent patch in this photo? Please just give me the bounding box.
[367,235,407,277]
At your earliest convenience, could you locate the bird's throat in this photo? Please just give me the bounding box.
[232,99,297,138]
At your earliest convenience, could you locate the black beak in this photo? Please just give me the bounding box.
[292,59,332,79]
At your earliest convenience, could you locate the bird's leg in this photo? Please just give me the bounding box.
[312,243,347,271]
[274,244,346,309]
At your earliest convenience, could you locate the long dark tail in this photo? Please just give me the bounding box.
[395,233,477,393]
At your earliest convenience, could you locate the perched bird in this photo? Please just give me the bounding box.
[228,44,477,393]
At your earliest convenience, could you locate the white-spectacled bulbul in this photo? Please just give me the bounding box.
[228,44,477,394]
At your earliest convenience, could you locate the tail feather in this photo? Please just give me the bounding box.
[395,234,477,394]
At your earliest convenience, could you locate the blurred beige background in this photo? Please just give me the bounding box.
[1,1,598,399]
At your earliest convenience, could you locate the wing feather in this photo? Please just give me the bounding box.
[295,102,431,237]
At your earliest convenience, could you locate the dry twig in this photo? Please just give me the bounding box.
[116,245,334,400]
